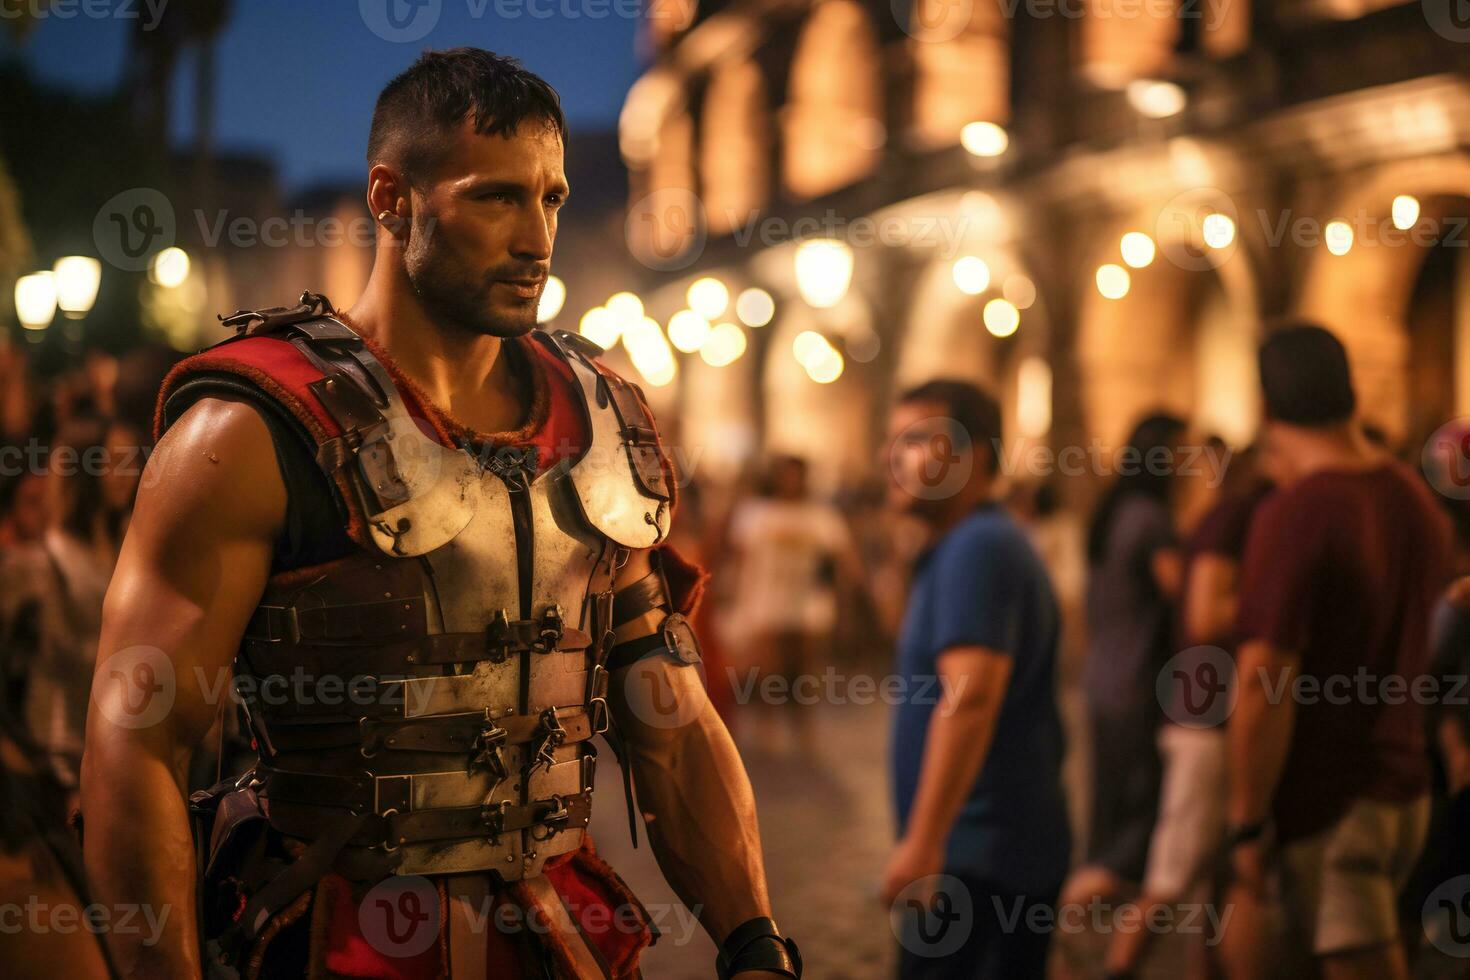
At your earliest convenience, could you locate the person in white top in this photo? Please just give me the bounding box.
[727,455,864,755]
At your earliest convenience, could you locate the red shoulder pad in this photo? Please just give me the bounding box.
[153,335,345,448]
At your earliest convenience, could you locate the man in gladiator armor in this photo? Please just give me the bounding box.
[81,48,800,980]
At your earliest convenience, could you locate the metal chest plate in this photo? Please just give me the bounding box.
[241,321,668,881]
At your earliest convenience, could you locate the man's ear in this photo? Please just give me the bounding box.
[366,164,409,227]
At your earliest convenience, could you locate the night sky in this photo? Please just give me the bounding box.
[7,0,643,190]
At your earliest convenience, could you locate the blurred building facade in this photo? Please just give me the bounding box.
[603,0,1470,499]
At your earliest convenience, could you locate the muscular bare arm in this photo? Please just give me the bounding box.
[81,398,284,979]
[606,549,779,973]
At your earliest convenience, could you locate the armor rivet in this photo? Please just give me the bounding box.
[505,855,514,863]
[384,592,391,598]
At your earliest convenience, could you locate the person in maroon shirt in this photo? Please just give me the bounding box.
[1227,323,1451,980]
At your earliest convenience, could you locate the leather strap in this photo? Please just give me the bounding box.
[262,705,593,755]
[213,809,369,963]
[716,916,801,979]
[520,873,614,980]
[611,568,667,628]
[447,874,491,980]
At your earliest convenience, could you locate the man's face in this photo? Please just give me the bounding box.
[884,399,979,518]
[402,117,568,338]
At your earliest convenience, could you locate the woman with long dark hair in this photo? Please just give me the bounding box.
[1062,412,1187,913]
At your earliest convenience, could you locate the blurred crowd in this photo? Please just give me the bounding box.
[0,318,1467,979]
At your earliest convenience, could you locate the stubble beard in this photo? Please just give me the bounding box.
[404,228,538,340]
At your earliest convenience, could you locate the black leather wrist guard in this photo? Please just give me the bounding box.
[715,916,801,979]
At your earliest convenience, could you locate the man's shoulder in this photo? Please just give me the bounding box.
[943,507,1036,565]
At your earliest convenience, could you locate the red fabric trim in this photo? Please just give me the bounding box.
[299,836,650,979]
[154,336,374,548]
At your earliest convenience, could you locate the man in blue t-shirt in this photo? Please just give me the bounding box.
[882,380,1070,980]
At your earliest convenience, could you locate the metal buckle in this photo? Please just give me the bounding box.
[480,799,513,840]
[379,807,401,853]
[531,794,570,841]
[529,707,569,774]
[358,717,382,759]
[534,604,564,653]
[472,716,510,781]
[485,609,513,664]
[587,665,610,735]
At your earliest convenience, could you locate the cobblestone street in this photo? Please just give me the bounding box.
[591,699,898,980]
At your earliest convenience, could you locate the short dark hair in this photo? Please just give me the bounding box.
[1258,320,1356,427]
[897,379,1003,476]
[367,47,567,183]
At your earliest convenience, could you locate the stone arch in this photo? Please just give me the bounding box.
[1077,0,1179,89]
[782,0,884,200]
[907,0,1009,148]
[701,58,770,235]
[1076,208,1263,449]
[1294,153,1470,443]
[896,249,1052,457]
